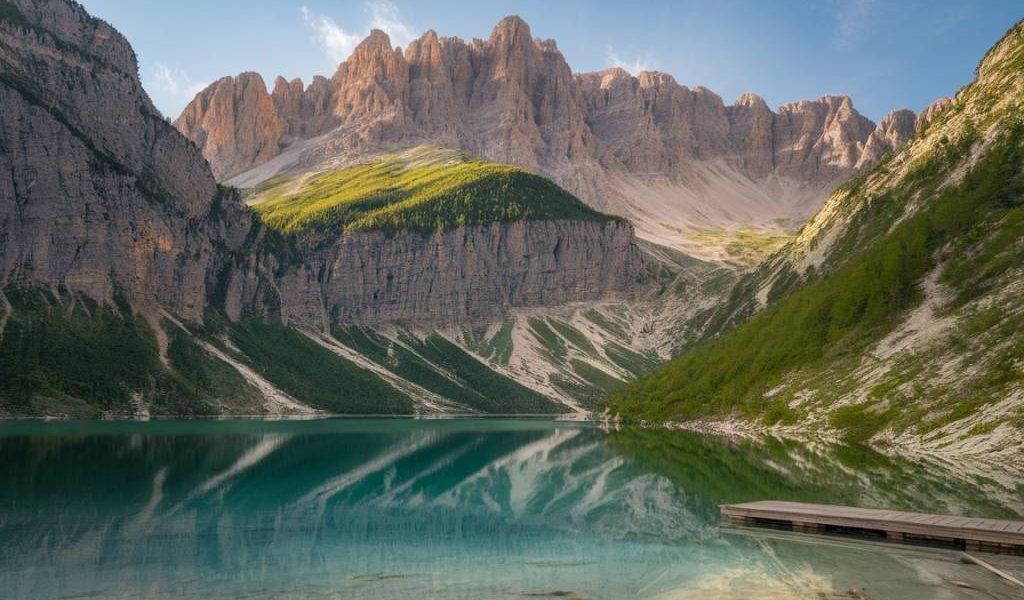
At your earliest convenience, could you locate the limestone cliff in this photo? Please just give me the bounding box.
[856,108,917,168]
[0,0,221,320]
[177,16,917,254]
[226,220,644,327]
[176,73,285,180]
[0,0,649,417]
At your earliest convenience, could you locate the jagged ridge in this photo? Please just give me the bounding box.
[609,20,1024,457]
[176,16,917,256]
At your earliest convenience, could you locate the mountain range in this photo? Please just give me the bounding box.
[0,0,1021,456]
[612,20,1024,459]
[175,16,919,258]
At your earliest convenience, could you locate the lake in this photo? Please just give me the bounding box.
[0,418,1021,599]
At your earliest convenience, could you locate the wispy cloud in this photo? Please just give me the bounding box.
[368,1,416,48]
[301,1,417,64]
[832,0,878,50]
[301,5,363,63]
[606,46,654,75]
[147,64,208,99]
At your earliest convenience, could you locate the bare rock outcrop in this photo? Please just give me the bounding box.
[916,96,955,130]
[227,220,645,326]
[177,16,921,246]
[1,1,645,328]
[856,108,917,168]
[771,95,877,180]
[175,72,285,180]
[0,0,222,319]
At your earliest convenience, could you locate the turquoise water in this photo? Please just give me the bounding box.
[0,418,1022,599]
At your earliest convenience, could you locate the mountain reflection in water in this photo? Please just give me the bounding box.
[0,418,1021,599]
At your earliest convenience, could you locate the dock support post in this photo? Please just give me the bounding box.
[793,521,824,534]
[886,531,905,542]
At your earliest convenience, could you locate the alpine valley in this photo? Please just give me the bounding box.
[0,0,1022,458]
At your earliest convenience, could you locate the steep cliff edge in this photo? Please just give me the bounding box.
[226,146,645,326]
[0,1,649,418]
[0,0,222,319]
[610,20,1024,458]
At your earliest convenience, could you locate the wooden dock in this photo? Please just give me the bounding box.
[721,501,1024,554]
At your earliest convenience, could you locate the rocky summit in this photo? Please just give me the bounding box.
[611,20,1024,457]
[0,1,647,418]
[4,0,1019,454]
[177,16,918,254]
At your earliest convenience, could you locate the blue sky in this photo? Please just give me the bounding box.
[80,0,1023,122]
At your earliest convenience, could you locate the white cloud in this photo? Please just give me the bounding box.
[368,1,417,48]
[301,5,363,63]
[833,0,878,50]
[606,47,654,75]
[301,1,418,64]
[148,64,208,99]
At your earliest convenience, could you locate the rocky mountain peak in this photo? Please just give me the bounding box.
[176,15,918,250]
[856,108,917,169]
[337,28,405,81]
[636,70,679,89]
[733,92,769,109]
[489,15,532,45]
[916,96,955,130]
[175,72,284,180]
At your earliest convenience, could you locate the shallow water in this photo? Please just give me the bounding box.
[0,418,1021,599]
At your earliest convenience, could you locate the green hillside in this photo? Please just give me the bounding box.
[250,146,615,234]
[609,21,1024,445]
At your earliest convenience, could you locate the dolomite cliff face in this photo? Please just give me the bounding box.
[175,73,286,181]
[0,0,225,321]
[177,16,919,249]
[0,1,644,329]
[856,108,918,168]
[176,19,605,188]
[226,220,645,326]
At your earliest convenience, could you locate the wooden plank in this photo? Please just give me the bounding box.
[960,552,1024,588]
[720,501,1024,550]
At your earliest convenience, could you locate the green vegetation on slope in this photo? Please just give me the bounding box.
[608,427,1022,520]
[0,288,163,415]
[611,121,1024,424]
[398,332,563,414]
[163,321,264,414]
[685,227,795,267]
[332,326,562,414]
[222,317,414,414]
[461,321,515,365]
[251,146,614,234]
[0,289,261,417]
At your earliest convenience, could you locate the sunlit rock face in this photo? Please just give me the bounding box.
[0,0,224,320]
[175,73,286,180]
[177,17,917,248]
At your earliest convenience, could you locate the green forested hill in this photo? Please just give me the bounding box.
[250,146,615,234]
[610,21,1024,451]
